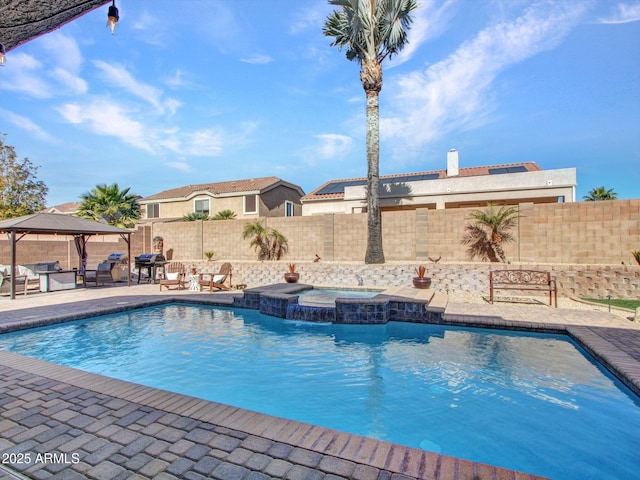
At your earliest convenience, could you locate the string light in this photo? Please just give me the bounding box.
[107,0,119,35]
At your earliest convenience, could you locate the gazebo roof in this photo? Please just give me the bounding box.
[0,212,129,236]
[1,0,111,52]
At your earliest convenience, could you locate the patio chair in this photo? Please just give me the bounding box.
[84,262,114,287]
[199,262,232,292]
[0,272,29,296]
[160,262,187,291]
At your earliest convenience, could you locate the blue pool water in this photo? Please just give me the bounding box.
[295,287,382,305]
[1,304,638,479]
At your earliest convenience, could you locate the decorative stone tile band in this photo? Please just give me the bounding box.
[232,284,443,324]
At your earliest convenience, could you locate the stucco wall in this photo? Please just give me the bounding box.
[141,185,301,220]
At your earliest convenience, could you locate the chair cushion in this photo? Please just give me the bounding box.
[213,275,225,283]
[17,265,38,279]
[166,272,180,281]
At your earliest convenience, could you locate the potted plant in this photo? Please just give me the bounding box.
[284,263,299,283]
[413,265,431,289]
[204,251,215,261]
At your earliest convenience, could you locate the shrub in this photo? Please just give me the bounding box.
[211,209,237,220]
[183,212,209,221]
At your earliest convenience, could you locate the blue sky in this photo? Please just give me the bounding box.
[1,0,639,206]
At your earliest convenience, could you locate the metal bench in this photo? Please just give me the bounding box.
[489,270,557,307]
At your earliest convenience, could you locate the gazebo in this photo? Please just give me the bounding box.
[1,1,112,53]
[0,212,131,299]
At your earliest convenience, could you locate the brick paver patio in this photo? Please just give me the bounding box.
[1,284,639,479]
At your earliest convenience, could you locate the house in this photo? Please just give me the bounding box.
[301,150,576,215]
[45,201,81,215]
[138,176,304,221]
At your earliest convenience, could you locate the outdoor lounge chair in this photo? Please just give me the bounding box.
[160,262,186,291]
[199,262,232,292]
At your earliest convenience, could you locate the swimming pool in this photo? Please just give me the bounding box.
[295,287,383,305]
[0,304,638,479]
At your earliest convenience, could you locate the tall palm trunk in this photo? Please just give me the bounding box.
[362,58,385,264]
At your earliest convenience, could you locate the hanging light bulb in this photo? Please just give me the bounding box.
[107,0,119,34]
[0,44,5,66]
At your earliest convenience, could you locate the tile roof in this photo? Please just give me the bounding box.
[140,176,290,202]
[302,162,541,201]
[46,201,82,214]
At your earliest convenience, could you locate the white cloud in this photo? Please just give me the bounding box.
[289,4,330,34]
[315,134,353,158]
[50,68,89,95]
[0,108,56,142]
[388,0,459,67]
[184,129,224,156]
[165,69,187,88]
[240,55,273,65]
[381,1,587,153]
[40,33,83,71]
[39,33,88,95]
[165,160,193,172]
[92,61,180,114]
[0,53,51,98]
[598,2,640,23]
[56,97,154,152]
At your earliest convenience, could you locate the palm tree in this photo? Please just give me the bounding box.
[242,219,288,260]
[78,183,140,228]
[461,204,519,263]
[324,0,417,264]
[583,186,617,201]
[183,212,209,221]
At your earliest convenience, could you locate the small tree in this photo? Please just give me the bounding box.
[583,186,617,201]
[242,219,288,260]
[78,183,140,228]
[0,134,48,219]
[461,204,519,263]
[212,209,237,220]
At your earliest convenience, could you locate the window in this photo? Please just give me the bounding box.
[146,203,160,218]
[194,199,210,214]
[244,194,258,214]
[285,201,294,217]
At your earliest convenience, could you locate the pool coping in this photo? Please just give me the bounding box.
[1,289,639,479]
[0,349,543,480]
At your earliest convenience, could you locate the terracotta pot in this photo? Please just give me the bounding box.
[284,272,300,283]
[413,277,431,289]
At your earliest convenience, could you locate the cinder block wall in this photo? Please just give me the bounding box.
[1,200,638,297]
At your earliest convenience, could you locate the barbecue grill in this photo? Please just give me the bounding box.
[134,254,166,284]
[98,253,129,282]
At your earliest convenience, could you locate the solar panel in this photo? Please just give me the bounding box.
[488,166,528,175]
[314,180,366,195]
[382,173,439,184]
[315,174,439,195]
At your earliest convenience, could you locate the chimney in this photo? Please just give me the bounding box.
[447,149,459,177]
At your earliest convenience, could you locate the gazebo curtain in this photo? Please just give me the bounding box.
[73,234,91,274]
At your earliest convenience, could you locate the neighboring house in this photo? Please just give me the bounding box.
[301,150,577,215]
[138,176,304,221]
[45,201,81,215]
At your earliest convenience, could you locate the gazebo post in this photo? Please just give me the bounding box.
[127,234,131,287]
[10,230,16,300]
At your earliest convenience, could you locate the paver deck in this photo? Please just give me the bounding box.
[1,284,639,479]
